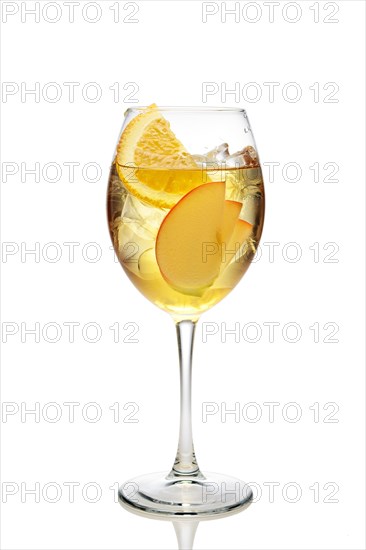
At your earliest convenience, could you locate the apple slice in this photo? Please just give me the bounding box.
[156,182,226,294]
[221,200,242,243]
[221,218,253,268]
[212,219,254,290]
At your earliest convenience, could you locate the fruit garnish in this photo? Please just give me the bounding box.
[155,182,249,295]
[116,104,204,208]
[221,200,242,242]
[221,218,252,268]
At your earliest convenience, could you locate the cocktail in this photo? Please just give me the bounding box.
[107,105,265,515]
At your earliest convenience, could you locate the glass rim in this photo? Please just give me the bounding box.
[125,106,247,115]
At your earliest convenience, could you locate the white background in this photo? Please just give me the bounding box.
[1,1,365,549]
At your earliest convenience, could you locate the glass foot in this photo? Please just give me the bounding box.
[119,470,253,516]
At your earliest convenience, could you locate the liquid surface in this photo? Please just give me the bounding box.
[107,163,264,318]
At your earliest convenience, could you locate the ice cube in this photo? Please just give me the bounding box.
[224,146,261,202]
[242,145,259,167]
[191,154,207,165]
[225,145,259,168]
[192,144,230,170]
[122,194,167,234]
[118,194,167,276]
[138,247,160,280]
[204,143,230,163]
[225,151,246,169]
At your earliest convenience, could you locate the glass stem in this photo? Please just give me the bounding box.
[172,320,200,476]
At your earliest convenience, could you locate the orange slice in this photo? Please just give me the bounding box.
[116,104,204,208]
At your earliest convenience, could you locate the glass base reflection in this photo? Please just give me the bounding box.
[119,470,253,517]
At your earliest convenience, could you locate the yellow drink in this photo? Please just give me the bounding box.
[107,162,264,318]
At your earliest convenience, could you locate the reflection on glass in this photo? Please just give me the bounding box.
[173,520,198,550]
[120,498,251,550]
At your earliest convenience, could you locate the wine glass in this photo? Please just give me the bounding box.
[107,106,265,516]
